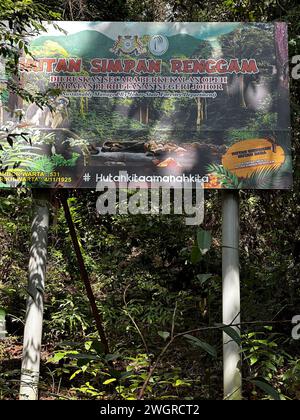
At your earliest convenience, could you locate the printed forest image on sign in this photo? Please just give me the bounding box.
[0,22,292,189]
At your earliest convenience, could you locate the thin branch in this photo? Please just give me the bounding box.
[230,311,241,328]
[276,0,287,12]
[272,305,289,321]
[60,192,110,354]
[68,0,74,20]
[123,284,149,354]
[171,301,178,340]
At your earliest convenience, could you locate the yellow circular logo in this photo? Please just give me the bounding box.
[222,138,285,178]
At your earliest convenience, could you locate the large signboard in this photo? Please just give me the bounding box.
[0,22,291,189]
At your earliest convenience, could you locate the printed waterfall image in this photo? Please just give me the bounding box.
[0,22,292,189]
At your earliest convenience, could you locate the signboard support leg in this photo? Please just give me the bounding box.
[19,190,50,400]
[222,190,242,400]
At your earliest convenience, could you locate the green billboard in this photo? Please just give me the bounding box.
[0,22,292,189]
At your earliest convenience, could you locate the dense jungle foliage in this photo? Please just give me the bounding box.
[0,0,299,400]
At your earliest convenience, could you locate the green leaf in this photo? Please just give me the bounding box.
[91,340,105,355]
[158,331,170,341]
[6,135,14,147]
[250,379,281,400]
[197,229,212,255]
[77,358,90,368]
[250,356,258,366]
[184,334,217,358]
[216,324,241,345]
[48,351,77,364]
[196,274,213,285]
[118,371,134,380]
[174,379,191,387]
[67,353,99,361]
[206,164,240,188]
[103,378,117,385]
[242,166,284,189]
[105,353,122,362]
[70,369,82,380]
[191,245,201,264]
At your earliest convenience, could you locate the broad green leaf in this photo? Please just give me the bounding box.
[103,378,117,385]
[84,340,92,351]
[184,334,217,358]
[70,369,82,380]
[197,229,212,255]
[67,353,99,361]
[118,371,134,380]
[265,362,277,372]
[48,352,67,363]
[250,379,281,400]
[191,246,201,264]
[105,353,122,362]
[174,379,191,387]
[158,331,170,341]
[250,356,258,366]
[77,358,90,368]
[216,323,241,345]
[48,351,78,364]
[91,340,105,355]
[196,274,213,285]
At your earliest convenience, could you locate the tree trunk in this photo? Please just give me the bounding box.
[275,22,290,129]
[8,63,24,117]
[90,151,154,164]
[196,97,205,131]
[139,102,149,124]
[239,76,247,108]
[0,99,3,125]
[61,194,110,354]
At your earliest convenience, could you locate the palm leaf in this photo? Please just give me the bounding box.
[242,166,285,189]
[206,163,241,189]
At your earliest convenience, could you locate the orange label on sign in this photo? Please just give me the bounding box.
[222,138,285,178]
